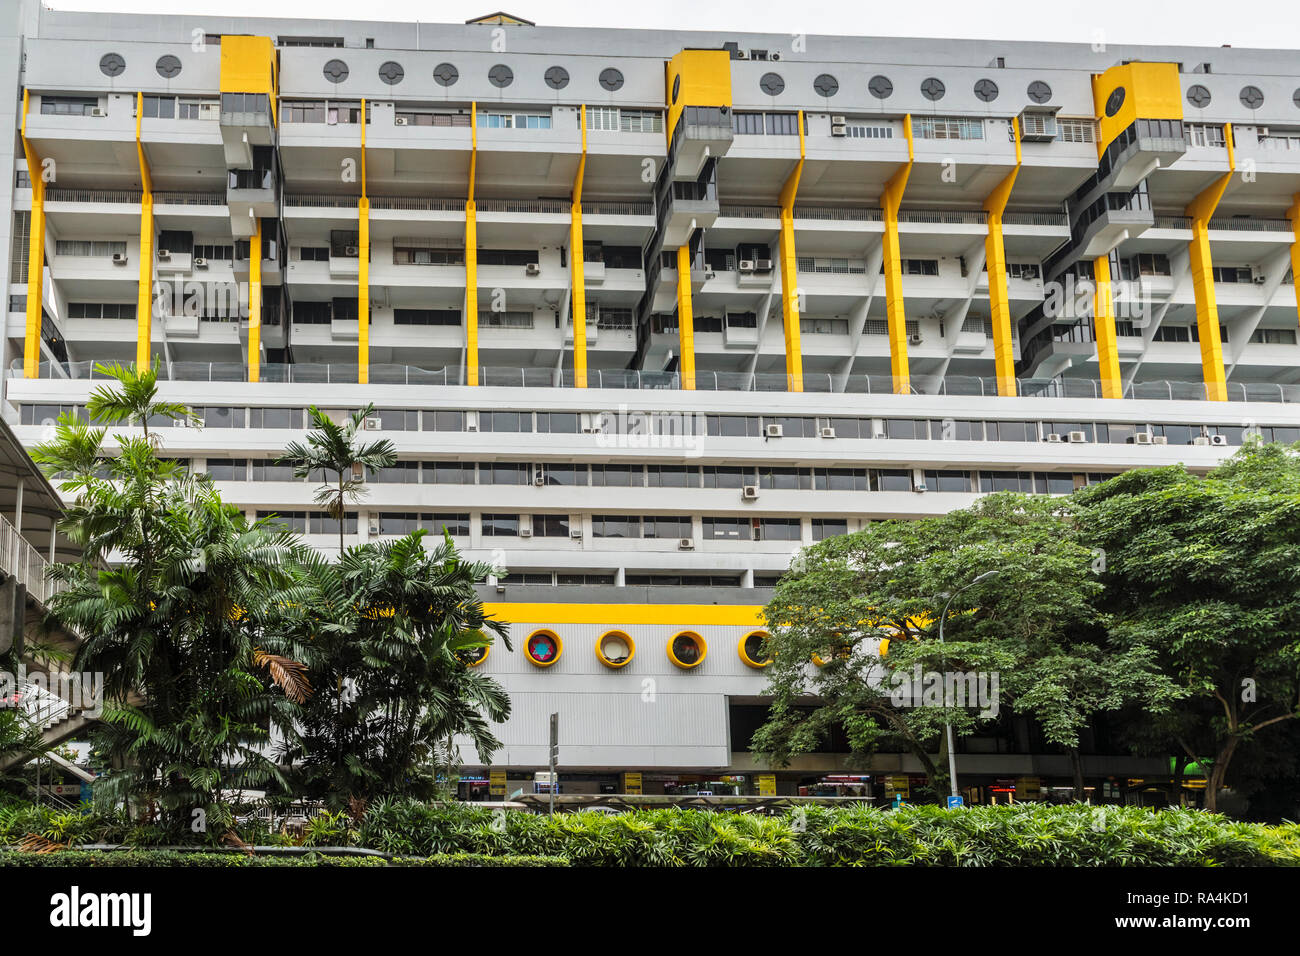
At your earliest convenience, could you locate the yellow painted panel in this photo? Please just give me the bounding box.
[219,35,276,93]
[665,49,733,143]
[675,244,696,390]
[1092,62,1183,154]
[135,194,154,369]
[880,116,914,394]
[357,198,369,384]
[248,217,262,383]
[1187,223,1227,401]
[20,89,44,379]
[483,603,765,627]
[777,113,805,392]
[1288,194,1300,327]
[570,107,588,388]
[1092,255,1123,399]
[465,202,479,386]
[983,124,1021,397]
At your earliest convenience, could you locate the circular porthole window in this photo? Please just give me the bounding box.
[1187,84,1212,108]
[155,55,182,79]
[974,78,999,103]
[596,630,635,669]
[1027,80,1053,105]
[668,631,707,669]
[456,639,489,667]
[378,61,404,85]
[868,75,893,99]
[489,63,514,88]
[323,59,349,83]
[99,53,126,78]
[525,629,562,667]
[544,65,569,90]
[433,62,459,87]
[738,630,773,669]
[812,644,852,667]
[920,77,946,101]
[672,74,681,103]
[599,67,624,91]
[759,72,785,96]
[1239,85,1264,109]
[813,73,839,98]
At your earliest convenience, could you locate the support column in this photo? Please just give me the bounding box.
[20,91,45,379]
[357,98,368,385]
[1184,123,1235,402]
[879,115,914,394]
[1286,193,1300,329]
[248,216,262,382]
[777,111,806,392]
[569,106,589,388]
[675,244,696,390]
[465,102,479,386]
[135,92,155,370]
[1092,255,1123,399]
[983,122,1021,397]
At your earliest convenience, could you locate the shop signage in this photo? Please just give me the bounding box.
[757,774,776,796]
[622,772,643,795]
[489,770,507,796]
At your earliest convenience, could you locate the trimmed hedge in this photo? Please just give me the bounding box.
[0,850,568,867]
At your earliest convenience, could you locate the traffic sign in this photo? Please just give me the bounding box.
[947,794,965,809]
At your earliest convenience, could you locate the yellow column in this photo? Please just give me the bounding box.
[133,95,158,371]
[675,244,696,390]
[1183,124,1234,402]
[357,98,368,384]
[777,111,805,392]
[248,217,262,383]
[983,123,1021,397]
[569,106,589,388]
[465,102,479,386]
[1092,255,1123,399]
[20,91,45,378]
[1289,193,1300,328]
[879,115,914,394]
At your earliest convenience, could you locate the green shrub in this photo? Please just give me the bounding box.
[0,850,565,867]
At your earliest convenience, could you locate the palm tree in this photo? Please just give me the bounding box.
[278,404,396,555]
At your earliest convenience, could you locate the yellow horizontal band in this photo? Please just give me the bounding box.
[483,603,764,627]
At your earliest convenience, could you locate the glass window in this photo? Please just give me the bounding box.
[204,458,247,481]
[480,411,527,433]
[989,421,1037,442]
[647,465,700,488]
[531,514,572,537]
[250,407,303,429]
[258,510,306,532]
[375,461,420,483]
[758,467,811,490]
[480,462,530,485]
[923,470,971,493]
[427,462,475,484]
[536,412,580,433]
[427,513,471,536]
[811,519,847,540]
[422,410,465,431]
[930,419,985,441]
[591,465,643,487]
[884,419,926,440]
[813,468,870,491]
[200,406,245,428]
[706,415,762,437]
[592,515,641,538]
[757,518,801,541]
[481,513,520,536]
[378,409,419,431]
[252,459,297,481]
[703,517,752,540]
[643,516,692,539]
[826,418,867,440]
[702,466,756,489]
[873,470,913,491]
[542,464,586,486]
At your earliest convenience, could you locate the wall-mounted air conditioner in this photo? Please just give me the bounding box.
[394,117,408,126]
[908,332,923,345]
[194,257,208,268]
[765,423,784,438]
[1210,434,1228,446]
[738,260,756,273]
[1131,432,1154,444]
[525,262,541,276]
[1018,109,1059,142]
[678,538,695,550]
[367,517,380,535]
[1046,433,1064,443]
[112,253,128,265]
[157,249,171,260]
[820,426,836,439]
[831,124,848,136]
[363,417,382,430]
[741,485,759,500]
[91,107,106,117]
[344,245,359,256]
[569,528,583,539]
[754,259,773,271]
[1152,435,1169,445]
[1068,431,1088,443]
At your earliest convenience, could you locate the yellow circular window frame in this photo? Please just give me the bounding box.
[595,630,636,669]
[812,645,852,668]
[738,630,773,669]
[668,631,708,669]
[524,628,563,668]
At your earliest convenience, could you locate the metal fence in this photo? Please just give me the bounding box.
[0,512,63,607]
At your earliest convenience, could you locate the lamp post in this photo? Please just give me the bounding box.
[937,569,1000,802]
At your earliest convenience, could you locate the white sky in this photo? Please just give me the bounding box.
[41,0,1300,51]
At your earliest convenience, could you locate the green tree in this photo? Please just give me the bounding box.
[32,363,310,837]
[278,404,396,555]
[272,531,510,809]
[754,494,1173,797]
[1073,442,1300,812]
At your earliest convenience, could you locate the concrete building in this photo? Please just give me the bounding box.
[4,3,1300,801]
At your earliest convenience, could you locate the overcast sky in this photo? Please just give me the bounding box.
[42,0,1300,51]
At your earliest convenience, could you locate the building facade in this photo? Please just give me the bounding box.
[4,3,1300,801]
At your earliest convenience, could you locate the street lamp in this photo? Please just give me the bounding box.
[937,569,1000,803]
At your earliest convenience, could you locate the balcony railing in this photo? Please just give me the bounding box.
[44,189,142,204]
[13,360,1300,403]
[475,199,570,214]
[718,204,781,219]
[153,191,227,206]
[897,209,988,225]
[372,196,465,211]
[1152,215,1192,230]
[1208,217,1294,232]
[581,201,653,216]
[793,205,883,222]
[284,193,361,208]
[0,512,63,607]
[1000,212,1069,227]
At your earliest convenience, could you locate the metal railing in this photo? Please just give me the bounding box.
[0,512,63,607]
[371,196,464,211]
[284,193,362,209]
[153,191,227,206]
[15,678,74,730]
[44,188,142,204]
[898,209,988,225]
[718,204,781,219]
[11,360,1300,404]
[581,201,653,216]
[1208,217,1294,232]
[793,205,883,222]
[1152,215,1192,230]
[1000,212,1069,227]
[475,198,570,215]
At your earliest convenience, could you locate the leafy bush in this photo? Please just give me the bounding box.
[0,850,565,867]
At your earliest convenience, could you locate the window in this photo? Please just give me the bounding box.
[374,461,419,483]
[478,311,534,329]
[193,244,234,262]
[198,407,245,428]
[913,116,984,140]
[988,421,1037,442]
[800,318,849,335]
[480,411,527,433]
[477,111,552,129]
[250,407,303,429]
[251,459,297,481]
[647,465,700,488]
[592,515,641,538]
[41,96,99,116]
[758,467,811,490]
[812,519,848,540]
[703,517,752,540]
[259,510,307,533]
[55,240,126,258]
[1251,328,1298,345]
[542,464,586,486]
[844,123,893,139]
[377,409,419,431]
[702,466,756,489]
[903,259,940,276]
[204,459,248,481]
[1185,123,1226,148]
[929,419,985,441]
[221,93,270,113]
[923,470,973,493]
[825,418,871,440]
[705,415,762,437]
[426,462,475,484]
[978,472,1037,493]
[531,514,572,537]
[66,302,136,319]
[480,462,530,485]
[757,518,801,541]
[643,515,692,539]
[872,470,914,491]
[536,413,580,433]
[393,244,463,266]
[1056,118,1096,143]
[422,410,465,431]
[884,419,927,440]
[813,468,870,491]
[558,573,617,586]
[395,109,471,127]
[481,513,520,536]
[428,513,471,536]
[591,465,643,487]
[297,246,330,261]
[142,95,176,119]
[309,512,357,535]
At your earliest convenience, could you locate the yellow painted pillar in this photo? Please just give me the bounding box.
[777,111,805,392]
[1183,124,1234,402]
[984,124,1021,397]
[879,115,914,394]
[134,93,157,370]
[358,198,369,385]
[248,217,262,383]
[675,244,696,390]
[569,106,589,388]
[20,90,45,378]
[465,102,479,386]
[1092,255,1123,399]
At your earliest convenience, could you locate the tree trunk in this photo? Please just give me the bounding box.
[1171,755,1188,808]
[1204,737,1240,814]
[1068,746,1085,801]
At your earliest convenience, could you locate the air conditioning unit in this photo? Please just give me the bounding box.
[1018,109,1059,142]
[1152,435,1169,445]
[394,116,409,126]
[831,115,847,125]
[1192,435,1211,446]
[873,431,888,440]
[1046,433,1064,443]
[831,124,848,137]
[112,252,128,265]
[533,474,546,487]
[770,52,781,61]
[1210,434,1229,446]
[344,245,359,256]
[735,50,748,60]
[157,249,171,260]
[1131,432,1154,445]
[91,107,106,117]
[351,463,366,481]
[367,517,381,535]
[1252,273,1267,285]
[738,260,756,273]
[520,527,533,538]
[569,528,583,539]
[754,259,773,271]
[914,482,928,493]
[678,538,695,550]
[466,421,479,433]
[194,257,208,268]
[363,417,382,430]
[820,426,836,439]
[525,262,541,276]
[741,485,759,500]
[1068,431,1088,443]
[765,423,784,438]
[908,332,923,345]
